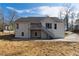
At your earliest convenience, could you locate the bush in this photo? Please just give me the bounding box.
[0,29,3,32]
[65,32,69,36]
[72,30,79,33]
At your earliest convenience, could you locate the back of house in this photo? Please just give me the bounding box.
[15,17,65,39]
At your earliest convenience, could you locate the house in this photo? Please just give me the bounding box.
[74,19,79,30]
[15,17,65,39]
[4,24,9,30]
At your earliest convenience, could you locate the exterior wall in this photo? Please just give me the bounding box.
[15,22,30,38]
[75,20,79,25]
[15,18,64,39]
[31,30,41,38]
[53,23,64,38]
[41,31,47,39]
[74,20,79,30]
[41,18,64,38]
[74,25,79,30]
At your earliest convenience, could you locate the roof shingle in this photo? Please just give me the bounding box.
[15,17,63,23]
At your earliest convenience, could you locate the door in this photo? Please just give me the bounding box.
[31,30,41,39]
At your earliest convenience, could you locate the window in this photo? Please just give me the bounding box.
[21,32,24,36]
[35,32,37,36]
[16,24,19,29]
[54,24,57,29]
[46,23,52,29]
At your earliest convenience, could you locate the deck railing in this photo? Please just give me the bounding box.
[30,23,54,38]
[30,23,42,30]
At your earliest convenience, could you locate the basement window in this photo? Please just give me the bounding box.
[21,32,24,36]
[35,32,37,36]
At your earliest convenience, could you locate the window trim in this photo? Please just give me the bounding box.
[21,32,24,36]
[46,23,52,29]
[35,32,37,36]
[54,23,57,30]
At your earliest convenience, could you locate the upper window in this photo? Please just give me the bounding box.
[16,24,19,29]
[46,23,52,29]
[54,23,57,29]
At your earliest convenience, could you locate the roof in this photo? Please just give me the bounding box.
[15,17,63,23]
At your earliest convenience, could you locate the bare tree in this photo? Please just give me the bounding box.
[0,7,4,32]
[59,10,63,19]
[63,3,75,31]
[70,12,75,31]
[7,9,19,32]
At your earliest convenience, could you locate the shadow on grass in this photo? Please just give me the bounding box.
[72,30,79,33]
[0,33,60,41]
[0,34,15,41]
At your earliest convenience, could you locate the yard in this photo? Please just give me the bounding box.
[0,32,79,56]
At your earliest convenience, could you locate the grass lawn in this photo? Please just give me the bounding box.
[0,40,79,56]
[0,32,79,56]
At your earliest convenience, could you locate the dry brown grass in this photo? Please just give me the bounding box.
[0,40,78,56]
[0,32,79,56]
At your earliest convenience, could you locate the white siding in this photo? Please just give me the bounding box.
[75,20,79,30]
[41,18,64,38]
[41,31,47,39]
[15,18,64,39]
[15,22,30,38]
[53,23,64,38]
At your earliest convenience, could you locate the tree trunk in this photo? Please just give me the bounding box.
[65,14,69,31]
[66,18,69,31]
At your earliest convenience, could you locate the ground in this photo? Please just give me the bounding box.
[0,31,79,56]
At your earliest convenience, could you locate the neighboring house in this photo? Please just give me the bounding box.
[4,25,9,32]
[74,19,79,30]
[15,17,65,39]
[4,24,9,30]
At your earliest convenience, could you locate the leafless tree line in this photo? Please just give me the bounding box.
[0,7,18,32]
[59,3,79,31]
[0,3,79,32]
